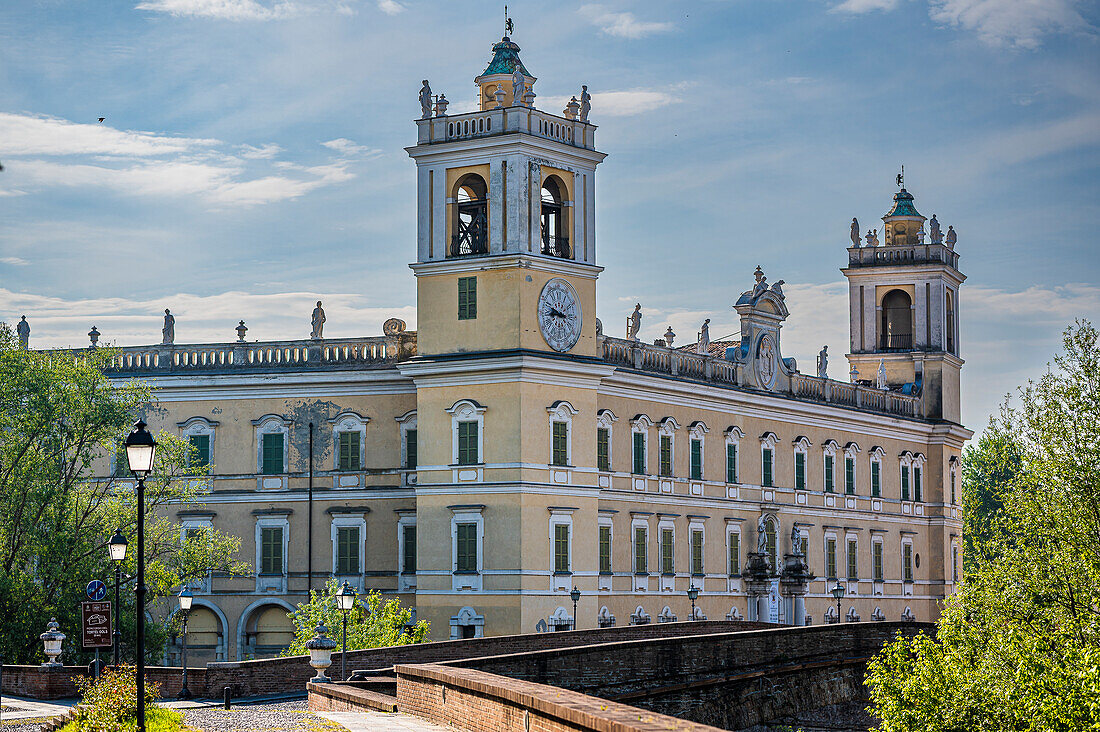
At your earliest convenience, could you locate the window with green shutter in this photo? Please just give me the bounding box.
[634,527,647,574]
[825,537,837,579]
[950,468,956,504]
[402,525,416,574]
[800,535,808,558]
[873,541,884,581]
[845,457,855,495]
[728,533,740,575]
[337,431,360,471]
[913,466,923,502]
[405,429,418,469]
[597,428,610,472]
[901,465,910,501]
[690,439,702,480]
[871,461,881,497]
[795,452,805,490]
[456,523,478,572]
[336,526,360,574]
[457,277,477,320]
[632,432,646,474]
[762,448,773,487]
[457,421,479,465]
[824,454,834,492]
[261,433,284,475]
[552,422,568,466]
[726,443,738,483]
[765,520,777,570]
[189,434,210,469]
[260,527,283,575]
[660,528,674,574]
[659,435,672,477]
[554,524,570,573]
[903,543,913,582]
[691,530,704,575]
[599,525,611,574]
[847,538,858,580]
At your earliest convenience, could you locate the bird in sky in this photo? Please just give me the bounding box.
[98,117,105,123]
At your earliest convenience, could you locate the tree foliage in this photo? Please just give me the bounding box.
[866,321,1100,731]
[282,578,429,656]
[0,324,249,664]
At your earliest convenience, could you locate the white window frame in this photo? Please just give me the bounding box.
[178,417,218,474]
[446,399,487,481]
[951,543,959,586]
[726,522,742,577]
[631,514,651,591]
[547,400,578,472]
[872,534,885,592]
[330,513,367,588]
[870,446,886,499]
[657,516,676,590]
[396,410,418,484]
[449,606,485,639]
[254,514,290,593]
[792,436,810,492]
[252,415,292,490]
[688,518,706,578]
[688,421,708,486]
[823,530,838,581]
[630,414,653,487]
[451,505,485,592]
[912,453,927,503]
[656,417,679,485]
[597,513,614,590]
[596,409,617,476]
[548,507,575,591]
[330,411,369,489]
[397,510,417,591]
[180,516,214,593]
[822,439,839,494]
[843,442,860,498]
[949,457,959,506]
[902,537,915,590]
[844,533,859,590]
[759,431,778,489]
[725,426,743,494]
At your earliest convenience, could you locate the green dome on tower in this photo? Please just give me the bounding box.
[886,188,921,218]
[481,36,531,77]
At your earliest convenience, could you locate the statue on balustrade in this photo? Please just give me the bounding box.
[161,309,175,345]
[929,214,942,244]
[751,266,769,299]
[771,279,785,299]
[311,301,326,340]
[696,318,711,354]
[627,304,642,340]
[817,345,828,378]
[419,80,433,119]
[511,66,525,106]
[850,218,860,247]
[877,360,888,390]
[945,225,957,248]
[580,85,591,122]
[16,315,29,349]
[864,229,879,247]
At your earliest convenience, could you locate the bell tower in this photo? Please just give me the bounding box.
[842,179,965,423]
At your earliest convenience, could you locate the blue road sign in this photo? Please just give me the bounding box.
[86,579,107,601]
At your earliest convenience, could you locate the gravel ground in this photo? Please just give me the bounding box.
[182,700,343,732]
[0,717,52,732]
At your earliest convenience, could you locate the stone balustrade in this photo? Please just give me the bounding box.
[847,242,959,269]
[416,106,596,150]
[601,336,920,419]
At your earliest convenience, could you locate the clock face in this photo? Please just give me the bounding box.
[537,278,582,352]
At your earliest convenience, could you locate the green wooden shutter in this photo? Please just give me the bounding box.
[845,457,855,494]
[599,525,611,574]
[901,465,910,501]
[336,526,359,574]
[659,435,672,477]
[405,429,418,469]
[913,466,922,502]
[633,433,646,474]
[826,538,836,579]
[458,277,477,320]
[904,544,913,581]
[871,461,881,497]
[634,527,647,573]
[762,448,773,487]
[457,523,477,572]
[824,455,834,492]
[554,524,570,573]
[873,542,884,581]
[402,525,417,574]
[260,527,283,574]
[337,431,360,471]
[661,529,674,574]
[597,428,610,472]
[261,433,283,475]
[690,439,702,480]
[726,444,737,483]
[691,530,704,575]
[728,533,739,575]
[847,539,858,579]
[795,452,805,490]
[552,422,568,466]
[458,421,478,465]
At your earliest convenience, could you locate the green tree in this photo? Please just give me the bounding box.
[282,578,429,656]
[0,324,249,664]
[866,321,1100,731]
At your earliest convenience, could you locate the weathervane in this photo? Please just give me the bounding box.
[896,165,904,189]
[505,5,513,36]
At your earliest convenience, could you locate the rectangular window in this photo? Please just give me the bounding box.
[551,422,569,466]
[795,452,805,490]
[457,276,477,320]
[402,525,417,574]
[847,538,858,580]
[456,522,478,573]
[261,433,284,475]
[950,469,956,504]
[825,537,837,579]
[337,431,360,471]
[554,523,570,573]
[597,428,610,472]
[913,466,923,502]
[845,457,855,495]
[632,432,646,474]
[457,421,479,465]
[901,465,910,501]
[952,546,959,583]
[336,526,360,575]
[800,535,809,559]
[903,543,913,582]
[599,525,612,574]
[873,541,884,581]
[405,429,418,469]
[690,439,702,480]
[726,444,738,483]
[824,454,835,493]
[659,435,672,477]
[728,533,740,575]
[260,527,283,575]
[188,434,210,469]
[691,530,704,575]
[871,461,881,497]
[762,448,773,487]
[660,528,674,574]
[634,527,648,574]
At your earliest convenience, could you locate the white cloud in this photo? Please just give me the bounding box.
[321,138,378,157]
[579,5,674,39]
[135,0,300,20]
[830,0,898,14]
[0,112,217,157]
[239,142,283,159]
[540,90,678,118]
[929,0,1091,48]
[376,0,403,15]
[0,257,30,266]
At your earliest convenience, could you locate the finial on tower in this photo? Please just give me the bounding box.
[896,165,904,189]
[505,5,513,36]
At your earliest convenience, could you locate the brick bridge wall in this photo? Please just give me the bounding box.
[1,664,205,701]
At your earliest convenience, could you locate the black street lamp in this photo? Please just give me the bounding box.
[108,529,127,667]
[687,584,699,620]
[335,581,357,682]
[176,589,193,699]
[124,420,156,732]
[570,586,581,630]
[830,580,846,624]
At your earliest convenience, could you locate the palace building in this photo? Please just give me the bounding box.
[88,33,970,663]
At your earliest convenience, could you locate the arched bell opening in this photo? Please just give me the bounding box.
[540,176,570,259]
[880,289,913,350]
[449,174,489,257]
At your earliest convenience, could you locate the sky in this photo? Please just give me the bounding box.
[1,0,1098,433]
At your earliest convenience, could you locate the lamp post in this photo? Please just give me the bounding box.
[830,580,846,624]
[570,586,581,631]
[177,589,193,699]
[335,581,356,682]
[687,584,699,621]
[124,420,156,732]
[108,530,127,667]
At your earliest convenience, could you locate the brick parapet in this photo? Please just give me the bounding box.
[0,665,205,700]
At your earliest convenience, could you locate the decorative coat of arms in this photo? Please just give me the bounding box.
[756,333,777,390]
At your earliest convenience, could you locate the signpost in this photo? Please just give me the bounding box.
[83,581,112,677]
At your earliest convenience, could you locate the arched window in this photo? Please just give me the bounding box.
[764,516,777,571]
[880,289,913,350]
[450,174,488,257]
[945,289,956,354]
[540,177,570,258]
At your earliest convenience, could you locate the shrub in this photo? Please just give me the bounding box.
[71,664,161,732]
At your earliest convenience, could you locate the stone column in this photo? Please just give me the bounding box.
[780,551,814,627]
[743,552,771,622]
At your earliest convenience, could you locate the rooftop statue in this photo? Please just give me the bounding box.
[864,228,880,247]
[580,85,591,122]
[757,516,768,554]
[419,80,432,119]
[88,326,100,348]
[929,214,942,244]
[817,345,828,379]
[161,309,175,345]
[877,360,888,390]
[771,279,785,299]
[664,326,676,348]
[791,525,802,555]
[945,225,957,248]
[850,218,860,247]
[511,66,525,106]
[696,318,711,354]
[751,266,768,299]
[311,301,326,340]
[16,315,29,349]
[626,303,642,341]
